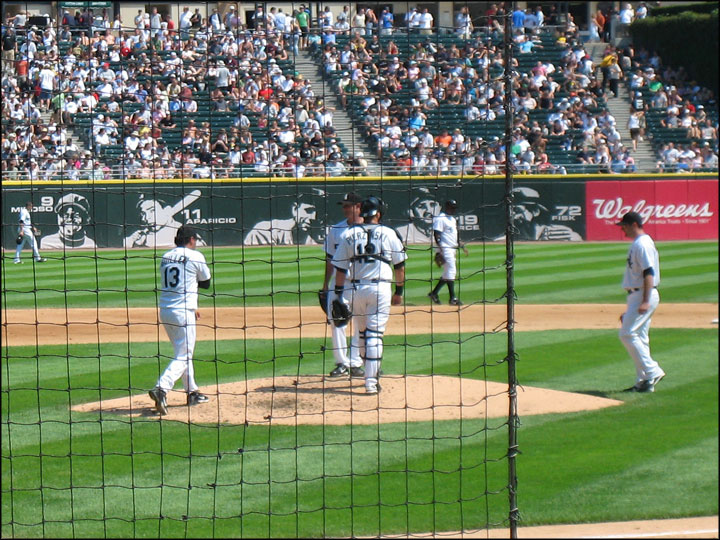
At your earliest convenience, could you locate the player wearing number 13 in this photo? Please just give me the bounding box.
[332,197,407,394]
[148,226,212,415]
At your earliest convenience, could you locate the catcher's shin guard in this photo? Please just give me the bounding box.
[364,328,384,362]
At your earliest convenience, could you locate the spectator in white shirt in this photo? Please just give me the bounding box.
[418,8,434,35]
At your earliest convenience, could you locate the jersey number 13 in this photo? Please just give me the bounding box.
[163,265,182,288]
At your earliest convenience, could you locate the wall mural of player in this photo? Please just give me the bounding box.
[40,193,97,249]
[244,189,326,246]
[124,190,205,248]
[394,187,442,244]
[495,187,583,241]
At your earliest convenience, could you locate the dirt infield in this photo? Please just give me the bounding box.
[3,303,718,347]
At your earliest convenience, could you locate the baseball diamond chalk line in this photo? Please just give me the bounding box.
[3,304,718,347]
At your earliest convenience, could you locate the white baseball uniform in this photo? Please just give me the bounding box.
[324,218,362,369]
[619,233,664,384]
[155,246,212,394]
[332,223,407,389]
[433,211,458,280]
[15,206,42,262]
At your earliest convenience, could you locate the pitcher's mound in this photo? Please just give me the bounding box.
[72,375,622,425]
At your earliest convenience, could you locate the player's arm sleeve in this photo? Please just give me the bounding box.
[198,278,211,289]
[331,241,350,272]
[391,236,409,265]
[638,244,655,273]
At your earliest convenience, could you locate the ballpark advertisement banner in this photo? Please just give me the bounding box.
[585,179,718,240]
[2,176,716,248]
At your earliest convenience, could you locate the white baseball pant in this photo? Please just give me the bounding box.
[157,308,200,393]
[439,247,457,280]
[349,282,391,387]
[15,228,41,261]
[327,291,362,368]
[619,288,664,384]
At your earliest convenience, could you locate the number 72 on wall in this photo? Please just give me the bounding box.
[553,205,582,221]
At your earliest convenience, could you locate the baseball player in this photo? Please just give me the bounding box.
[14,201,47,264]
[148,226,212,415]
[332,196,407,394]
[429,200,467,306]
[617,211,665,393]
[323,192,365,377]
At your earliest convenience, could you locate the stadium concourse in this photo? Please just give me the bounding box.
[1,3,717,180]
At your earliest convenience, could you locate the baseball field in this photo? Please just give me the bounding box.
[1,241,717,538]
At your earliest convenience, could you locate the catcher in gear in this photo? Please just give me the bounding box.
[429,200,466,306]
[331,196,407,394]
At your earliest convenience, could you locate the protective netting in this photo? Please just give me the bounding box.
[2,3,519,537]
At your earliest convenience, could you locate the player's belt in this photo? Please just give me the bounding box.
[351,279,390,284]
[626,286,658,294]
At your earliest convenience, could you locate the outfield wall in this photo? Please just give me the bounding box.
[2,174,717,249]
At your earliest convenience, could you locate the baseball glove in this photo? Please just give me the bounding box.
[318,290,329,315]
[331,299,351,327]
[434,252,446,267]
[16,234,23,245]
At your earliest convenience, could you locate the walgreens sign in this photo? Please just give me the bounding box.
[586,179,718,240]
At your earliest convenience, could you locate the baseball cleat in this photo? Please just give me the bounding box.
[365,383,379,394]
[35,258,47,263]
[349,366,365,377]
[449,298,463,306]
[187,391,209,405]
[13,260,22,264]
[428,292,441,304]
[149,387,168,415]
[329,365,349,377]
[647,373,665,391]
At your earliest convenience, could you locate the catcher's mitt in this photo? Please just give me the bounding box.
[434,252,446,267]
[318,290,329,315]
[331,299,351,327]
[16,234,23,245]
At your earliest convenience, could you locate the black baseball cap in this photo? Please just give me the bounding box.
[175,225,198,246]
[339,192,362,205]
[615,212,644,227]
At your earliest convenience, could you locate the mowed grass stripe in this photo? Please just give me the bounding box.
[2,328,716,535]
[4,242,717,307]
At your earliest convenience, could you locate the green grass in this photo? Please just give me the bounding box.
[2,241,718,309]
[2,241,718,537]
[2,329,717,537]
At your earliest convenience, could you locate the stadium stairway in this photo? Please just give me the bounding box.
[588,42,656,171]
[292,50,382,175]
[603,83,657,171]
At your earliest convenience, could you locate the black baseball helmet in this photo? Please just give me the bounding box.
[445,199,458,209]
[360,196,387,218]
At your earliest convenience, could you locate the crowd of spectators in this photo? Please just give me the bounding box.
[1,2,717,181]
